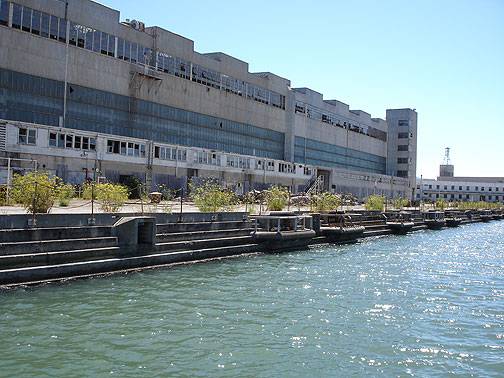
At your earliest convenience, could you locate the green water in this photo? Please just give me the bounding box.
[1,222,503,377]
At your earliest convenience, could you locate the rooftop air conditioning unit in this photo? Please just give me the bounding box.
[130,20,145,32]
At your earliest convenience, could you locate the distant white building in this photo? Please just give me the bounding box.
[416,153,504,203]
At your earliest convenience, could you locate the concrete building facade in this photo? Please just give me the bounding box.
[0,0,417,198]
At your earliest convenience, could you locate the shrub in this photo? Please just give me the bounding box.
[56,183,75,207]
[83,183,129,213]
[189,179,237,213]
[265,186,289,211]
[311,192,341,212]
[11,171,58,213]
[393,197,409,210]
[157,184,176,201]
[435,198,447,210]
[365,195,385,211]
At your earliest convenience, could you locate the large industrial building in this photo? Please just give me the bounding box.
[0,0,418,198]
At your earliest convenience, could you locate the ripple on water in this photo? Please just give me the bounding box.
[0,222,503,377]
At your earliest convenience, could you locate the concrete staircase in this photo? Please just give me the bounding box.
[155,220,258,260]
[0,218,258,286]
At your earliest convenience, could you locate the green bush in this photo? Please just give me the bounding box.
[392,197,409,210]
[435,198,447,210]
[365,195,385,211]
[157,184,176,201]
[311,192,341,212]
[190,179,237,213]
[83,183,129,213]
[265,186,289,211]
[11,171,58,213]
[56,183,75,207]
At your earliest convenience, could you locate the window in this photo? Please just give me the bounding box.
[444,185,447,190]
[436,185,440,190]
[429,185,432,189]
[398,132,409,139]
[49,132,57,147]
[475,186,479,191]
[21,6,31,32]
[58,133,65,148]
[66,134,73,148]
[41,12,50,38]
[12,3,21,29]
[397,157,409,164]
[58,18,66,43]
[459,186,462,190]
[19,128,36,145]
[397,145,409,151]
[31,10,41,36]
[466,186,470,191]
[398,120,409,127]
[397,170,408,178]
[481,187,485,191]
[451,185,455,190]
[0,0,9,27]
[49,132,94,150]
[50,15,59,40]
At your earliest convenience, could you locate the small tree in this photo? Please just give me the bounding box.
[311,192,341,212]
[56,183,75,207]
[265,186,289,211]
[84,183,129,213]
[393,197,409,210]
[11,171,58,213]
[435,198,447,210]
[189,179,237,213]
[365,195,385,211]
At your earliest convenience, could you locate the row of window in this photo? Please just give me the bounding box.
[11,2,66,42]
[294,137,386,174]
[226,156,251,169]
[422,184,503,192]
[2,67,285,160]
[107,139,146,157]
[255,159,275,172]
[49,132,96,151]
[1,1,286,111]
[295,101,387,142]
[154,145,187,161]
[419,192,503,201]
[194,150,220,166]
[16,127,309,175]
[70,22,116,57]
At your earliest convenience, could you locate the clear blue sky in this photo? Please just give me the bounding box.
[100,0,504,179]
